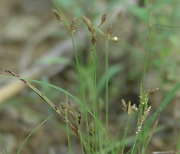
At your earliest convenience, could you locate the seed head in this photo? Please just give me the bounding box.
[98,13,107,28]
[92,34,97,45]
[122,99,137,115]
[127,101,138,115]
[82,16,91,26]
[77,115,81,125]
[53,9,63,23]
[122,99,127,112]
[144,106,151,116]
[82,16,94,34]
[71,17,77,33]
[89,122,95,136]
[148,88,159,95]
[101,14,107,24]
[136,106,151,134]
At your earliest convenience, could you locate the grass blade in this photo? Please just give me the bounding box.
[153,24,180,29]
[17,114,53,154]
[0,74,103,130]
[97,64,123,96]
[0,133,8,154]
[147,83,180,128]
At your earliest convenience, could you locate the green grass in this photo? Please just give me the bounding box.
[17,114,54,154]
[0,0,180,153]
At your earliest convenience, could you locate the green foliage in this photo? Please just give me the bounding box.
[128,6,149,23]
[54,0,84,16]
[0,0,180,153]
[97,64,123,96]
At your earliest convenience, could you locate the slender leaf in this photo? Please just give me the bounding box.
[17,114,53,154]
[147,83,180,128]
[97,64,123,96]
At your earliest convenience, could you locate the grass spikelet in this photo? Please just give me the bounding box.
[53,9,63,23]
[82,16,94,34]
[98,13,107,28]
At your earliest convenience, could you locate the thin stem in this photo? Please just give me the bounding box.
[105,38,109,154]
[17,114,53,154]
[71,34,90,150]
[79,132,85,154]
[153,25,180,29]
[52,0,70,30]
[113,123,122,152]
[92,46,98,152]
[131,133,139,154]
[121,115,131,154]
[142,0,152,90]
[133,1,153,153]
[142,119,158,153]
[65,95,72,154]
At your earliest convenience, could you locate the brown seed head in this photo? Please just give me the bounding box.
[82,15,91,26]
[92,34,97,45]
[101,14,107,24]
[82,16,94,34]
[77,115,81,125]
[148,88,159,95]
[53,9,63,23]
[98,13,107,28]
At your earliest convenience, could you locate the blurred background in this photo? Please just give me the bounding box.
[0,0,180,153]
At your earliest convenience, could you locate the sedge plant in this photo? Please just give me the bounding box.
[1,0,180,153]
